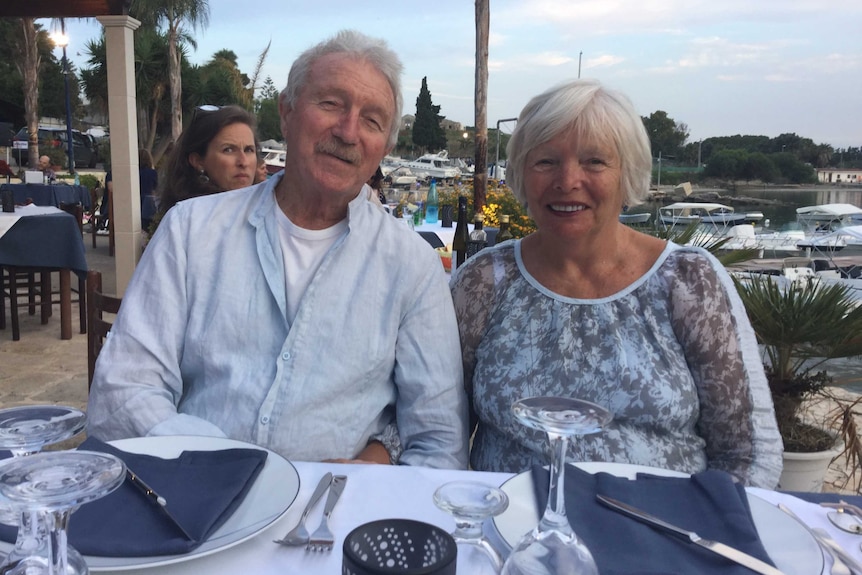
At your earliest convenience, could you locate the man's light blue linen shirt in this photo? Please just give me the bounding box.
[87,175,469,469]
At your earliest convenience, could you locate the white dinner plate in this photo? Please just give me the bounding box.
[493,462,823,575]
[72,436,298,571]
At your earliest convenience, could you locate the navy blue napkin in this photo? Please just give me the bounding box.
[530,464,776,575]
[0,438,268,557]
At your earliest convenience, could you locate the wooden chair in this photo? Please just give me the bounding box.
[0,266,52,341]
[90,186,115,256]
[87,270,122,390]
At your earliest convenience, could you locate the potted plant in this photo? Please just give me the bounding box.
[734,274,862,491]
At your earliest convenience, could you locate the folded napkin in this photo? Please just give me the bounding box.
[531,464,776,575]
[0,437,267,557]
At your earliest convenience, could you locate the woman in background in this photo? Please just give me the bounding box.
[451,79,782,488]
[156,105,260,216]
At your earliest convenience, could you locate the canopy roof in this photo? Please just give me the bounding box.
[0,0,130,18]
[661,202,734,211]
[796,203,862,217]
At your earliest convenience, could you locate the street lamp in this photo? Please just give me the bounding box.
[50,22,75,175]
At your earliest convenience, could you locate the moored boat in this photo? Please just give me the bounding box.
[619,212,651,224]
[659,202,747,228]
[398,150,461,182]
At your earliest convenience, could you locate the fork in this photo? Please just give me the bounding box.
[273,472,332,546]
[307,475,348,552]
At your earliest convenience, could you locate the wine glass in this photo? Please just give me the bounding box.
[0,405,88,457]
[0,450,126,575]
[433,480,509,574]
[0,405,88,537]
[500,396,613,575]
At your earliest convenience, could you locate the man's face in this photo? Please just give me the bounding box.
[38,156,49,170]
[279,53,394,199]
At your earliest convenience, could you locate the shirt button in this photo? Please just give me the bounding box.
[260,416,270,424]
[282,352,291,360]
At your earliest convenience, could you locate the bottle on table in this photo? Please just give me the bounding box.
[466,213,487,258]
[497,214,514,243]
[452,196,469,270]
[425,178,439,224]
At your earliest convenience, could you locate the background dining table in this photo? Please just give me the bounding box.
[85,460,862,575]
[1,183,91,210]
[0,205,87,339]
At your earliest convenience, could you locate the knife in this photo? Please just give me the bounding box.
[127,468,195,541]
[596,494,785,575]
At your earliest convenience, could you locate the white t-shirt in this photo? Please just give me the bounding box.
[276,206,348,324]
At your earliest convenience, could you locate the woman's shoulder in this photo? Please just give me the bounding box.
[451,242,519,286]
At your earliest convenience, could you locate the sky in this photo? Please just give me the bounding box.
[55,0,861,149]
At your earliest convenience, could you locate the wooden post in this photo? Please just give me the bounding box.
[474,0,489,213]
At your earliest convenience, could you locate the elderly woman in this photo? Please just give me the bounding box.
[451,79,783,488]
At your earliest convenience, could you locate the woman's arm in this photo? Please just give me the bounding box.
[668,250,783,488]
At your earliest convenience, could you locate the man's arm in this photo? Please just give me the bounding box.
[87,207,225,440]
[392,249,469,469]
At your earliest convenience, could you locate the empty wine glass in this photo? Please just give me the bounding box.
[0,405,87,457]
[501,396,613,575]
[433,480,509,574]
[0,450,126,575]
[0,405,87,536]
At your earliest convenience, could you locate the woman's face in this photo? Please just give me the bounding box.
[190,122,257,191]
[523,128,623,240]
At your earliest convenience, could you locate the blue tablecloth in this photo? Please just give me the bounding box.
[0,210,87,278]
[1,183,91,210]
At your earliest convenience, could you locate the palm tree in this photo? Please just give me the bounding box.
[734,274,862,453]
[132,0,210,142]
[13,19,41,169]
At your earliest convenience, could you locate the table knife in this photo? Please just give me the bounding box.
[596,494,784,575]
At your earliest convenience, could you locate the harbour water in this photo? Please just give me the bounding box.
[634,185,862,229]
[636,185,862,392]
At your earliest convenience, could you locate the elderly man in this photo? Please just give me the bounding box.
[37,155,56,182]
[87,30,468,469]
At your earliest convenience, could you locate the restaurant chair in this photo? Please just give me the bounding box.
[59,202,85,236]
[417,231,445,249]
[90,186,114,257]
[87,270,122,390]
[0,266,51,341]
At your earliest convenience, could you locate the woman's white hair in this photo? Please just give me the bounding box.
[506,78,652,209]
[279,29,404,149]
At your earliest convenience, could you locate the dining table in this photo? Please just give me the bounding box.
[1,182,91,210]
[0,204,87,339]
[81,456,862,575]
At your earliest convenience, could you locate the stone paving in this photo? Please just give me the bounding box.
[0,234,115,414]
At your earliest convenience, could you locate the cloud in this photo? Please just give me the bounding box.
[490,51,576,72]
[585,55,625,68]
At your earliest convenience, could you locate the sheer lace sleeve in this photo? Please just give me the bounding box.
[450,246,517,432]
[666,248,782,488]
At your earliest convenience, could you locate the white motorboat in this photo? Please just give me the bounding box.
[619,212,651,225]
[383,166,418,189]
[659,202,747,228]
[796,203,862,231]
[398,150,461,181]
[261,146,285,175]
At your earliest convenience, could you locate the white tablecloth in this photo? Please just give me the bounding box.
[95,462,509,575]
[91,462,858,575]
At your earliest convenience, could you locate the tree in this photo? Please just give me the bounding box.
[132,0,211,142]
[641,110,688,159]
[17,19,41,168]
[255,76,281,141]
[412,77,446,153]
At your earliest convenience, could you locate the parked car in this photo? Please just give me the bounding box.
[12,126,99,169]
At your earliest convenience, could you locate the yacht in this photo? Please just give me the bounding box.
[399,151,461,182]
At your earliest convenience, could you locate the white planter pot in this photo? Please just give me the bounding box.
[778,448,840,492]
